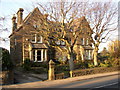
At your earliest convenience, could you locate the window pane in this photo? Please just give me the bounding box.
[33,50,35,61]
[37,50,41,61]
[37,35,42,43]
[31,35,35,42]
[61,41,65,45]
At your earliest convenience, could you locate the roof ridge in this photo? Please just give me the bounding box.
[23,7,43,23]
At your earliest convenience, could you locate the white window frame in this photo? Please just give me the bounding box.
[86,38,89,45]
[31,34,43,43]
[82,38,84,45]
[88,50,91,60]
[37,35,43,43]
[31,34,36,43]
[33,49,46,62]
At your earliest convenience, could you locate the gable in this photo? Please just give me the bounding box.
[9,7,45,38]
[23,7,44,26]
[73,16,92,34]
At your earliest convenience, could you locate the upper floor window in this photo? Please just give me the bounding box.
[31,34,43,43]
[81,38,84,45]
[61,41,66,46]
[31,34,36,43]
[56,40,66,46]
[37,34,42,43]
[86,38,89,45]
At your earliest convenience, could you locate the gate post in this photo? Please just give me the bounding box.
[70,70,73,77]
[48,60,55,80]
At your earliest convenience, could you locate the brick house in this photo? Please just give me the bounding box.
[9,7,93,65]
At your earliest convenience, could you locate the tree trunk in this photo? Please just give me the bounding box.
[68,52,74,71]
[93,46,98,66]
[80,46,84,62]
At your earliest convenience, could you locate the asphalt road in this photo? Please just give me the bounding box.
[48,74,119,89]
[2,72,119,89]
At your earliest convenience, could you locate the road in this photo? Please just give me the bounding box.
[47,74,119,89]
[2,72,119,89]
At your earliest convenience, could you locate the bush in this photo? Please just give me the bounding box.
[2,49,14,71]
[22,58,31,71]
[74,60,93,69]
[99,60,112,67]
[111,58,120,67]
[88,63,94,68]
[22,59,48,73]
[31,67,47,74]
[71,66,119,77]
[30,62,48,68]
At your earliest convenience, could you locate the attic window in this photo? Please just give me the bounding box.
[33,24,37,28]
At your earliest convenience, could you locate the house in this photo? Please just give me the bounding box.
[9,7,93,65]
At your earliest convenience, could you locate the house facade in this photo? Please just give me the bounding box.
[9,7,93,65]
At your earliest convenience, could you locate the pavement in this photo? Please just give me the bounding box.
[13,69,48,84]
[1,71,119,88]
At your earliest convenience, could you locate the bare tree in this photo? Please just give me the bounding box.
[0,16,10,43]
[84,2,118,66]
[19,0,117,70]
[33,1,89,70]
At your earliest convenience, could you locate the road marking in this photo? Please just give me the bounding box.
[93,82,118,88]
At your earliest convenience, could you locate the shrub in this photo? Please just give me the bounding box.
[88,63,94,68]
[99,60,112,67]
[111,58,120,67]
[31,67,47,74]
[30,62,48,68]
[22,58,31,71]
[2,49,14,71]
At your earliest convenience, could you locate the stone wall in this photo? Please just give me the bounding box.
[0,70,14,85]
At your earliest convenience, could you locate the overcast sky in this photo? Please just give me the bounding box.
[0,0,119,52]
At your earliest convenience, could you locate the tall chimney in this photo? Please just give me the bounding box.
[17,8,24,27]
[12,14,17,32]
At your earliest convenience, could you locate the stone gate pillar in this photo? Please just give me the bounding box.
[48,60,55,80]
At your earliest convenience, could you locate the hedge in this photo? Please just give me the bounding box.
[71,66,119,77]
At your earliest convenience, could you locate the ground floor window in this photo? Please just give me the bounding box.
[37,50,41,61]
[85,50,92,60]
[32,49,47,62]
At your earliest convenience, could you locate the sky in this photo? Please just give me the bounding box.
[0,0,119,52]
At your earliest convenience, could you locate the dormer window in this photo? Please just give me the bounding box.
[33,24,37,28]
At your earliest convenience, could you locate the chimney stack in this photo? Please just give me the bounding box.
[17,8,24,28]
[12,14,17,32]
